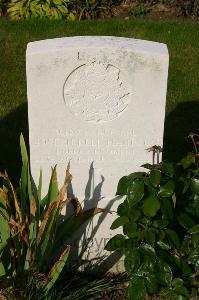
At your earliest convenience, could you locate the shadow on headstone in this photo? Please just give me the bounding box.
[65,162,123,274]
[0,103,29,186]
[163,100,199,162]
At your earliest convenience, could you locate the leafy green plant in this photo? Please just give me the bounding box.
[75,0,109,20]
[7,0,76,20]
[0,134,103,298]
[130,3,150,17]
[105,137,199,300]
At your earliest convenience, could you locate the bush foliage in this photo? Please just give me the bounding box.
[7,0,76,20]
[1,0,199,20]
[106,139,199,299]
[138,0,199,18]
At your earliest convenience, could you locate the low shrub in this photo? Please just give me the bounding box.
[5,0,121,20]
[7,0,76,20]
[105,136,199,299]
[140,0,199,18]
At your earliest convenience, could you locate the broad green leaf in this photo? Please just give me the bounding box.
[116,176,130,195]
[158,261,172,286]
[166,229,180,249]
[180,177,190,194]
[116,173,145,196]
[172,278,183,287]
[161,162,174,177]
[67,12,76,21]
[124,222,137,238]
[141,163,154,170]
[105,234,126,251]
[53,0,62,5]
[149,169,161,187]
[110,216,129,230]
[156,219,169,229]
[161,287,173,299]
[177,213,195,230]
[117,199,129,216]
[128,276,146,300]
[0,262,5,277]
[190,178,199,195]
[57,4,68,14]
[188,248,199,268]
[160,198,174,221]
[157,241,171,250]
[146,275,159,294]
[180,153,195,169]
[188,224,199,234]
[181,260,192,277]
[159,180,175,197]
[174,286,188,297]
[145,229,156,246]
[142,193,160,217]
[128,172,146,180]
[127,179,144,207]
[136,258,156,277]
[139,243,156,257]
[124,248,140,273]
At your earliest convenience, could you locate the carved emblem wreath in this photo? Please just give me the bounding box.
[63,62,130,123]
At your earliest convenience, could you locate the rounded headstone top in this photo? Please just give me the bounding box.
[26,36,168,56]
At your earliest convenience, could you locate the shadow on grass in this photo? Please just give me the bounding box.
[163,101,199,162]
[0,103,29,186]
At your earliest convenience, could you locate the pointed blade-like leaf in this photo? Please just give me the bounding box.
[46,166,59,208]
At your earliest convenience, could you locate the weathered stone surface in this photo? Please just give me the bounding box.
[26,36,169,271]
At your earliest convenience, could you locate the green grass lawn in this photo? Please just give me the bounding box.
[0,18,199,183]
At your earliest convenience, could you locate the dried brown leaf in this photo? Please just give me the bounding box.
[78,207,105,223]
[51,165,58,183]
[0,188,11,213]
[68,197,82,216]
[30,196,36,218]
[0,172,22,223]
[58,161,72,202]
[36,200,58,246]
[21,226,29,247]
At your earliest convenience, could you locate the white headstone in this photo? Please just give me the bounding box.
[26,36,169,271]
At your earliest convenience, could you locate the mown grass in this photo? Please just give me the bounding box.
[0,18,199,183]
